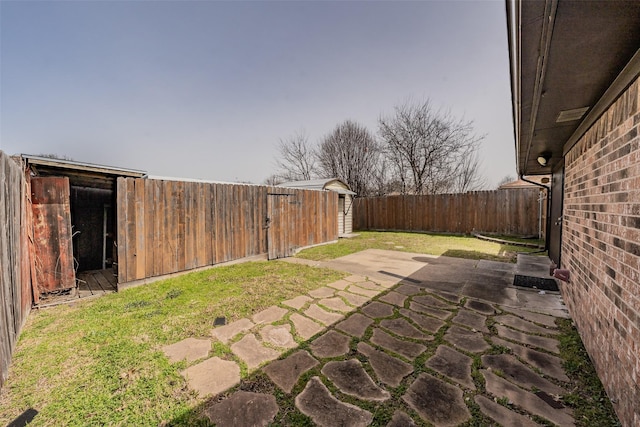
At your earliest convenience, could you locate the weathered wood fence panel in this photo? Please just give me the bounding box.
[353,189,540,236]
[0,151,32,389]
[117,178,338,284]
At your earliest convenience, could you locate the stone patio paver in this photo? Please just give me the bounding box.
[309,286,335,299]
[403,373,471,427]
[205,391,278,427]
[413,294,455,309]
[259,324,296,349]
[348,285,381,298]
[162,337,211,363]
[495,325,559,354]
[474,395,540,427]
[386,411,417,427]
[378,291,407,306]
[230,334,280,370]
[310,330,350,358]
[295,377,373,427]
[444,325,491,353]
[465,299,496,315]
[337,290,370,307]
[399,308,445,334]
[433,290,463,303]
[370,328,426,360]
[495,314,559,335]
[491,336,569,382]
[304,304,344,325]
[355,281,385,291]
[262,350,319,393]
[326,279,351,290]
[380,318,429,340]
[361,301,395,318]
[252,305,288,324]
[394,283,423,296]
[343,274,366,283]
[408,301,452,319]
[503,307,558,327]
[290,313,324,340]
[319,297,353,313]
[211,318,254,344]
[356,342,412,388]
[482,354,566,395]
[322,359,391,401]
[335,313,373,338]
[426,345,475,389]
[282,295,312,310]
[452,309,489,333]
[483,370,574,426]
[181,357,240,397]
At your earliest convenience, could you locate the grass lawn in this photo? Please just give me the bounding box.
[296,231,545,262]
[0,261,345,426]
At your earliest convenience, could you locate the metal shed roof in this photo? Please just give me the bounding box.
[278,178,356,195]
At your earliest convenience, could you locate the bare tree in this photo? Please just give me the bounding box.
[496,174,516,189]
[378,100,485,195]
[316,120,380,196]
[273,131,317,182]
[451,147,487,193]
[263,174,284,186]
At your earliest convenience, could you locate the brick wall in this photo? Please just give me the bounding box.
[563,78,640,427]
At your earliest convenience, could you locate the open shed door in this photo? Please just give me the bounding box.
[31,177,75,293]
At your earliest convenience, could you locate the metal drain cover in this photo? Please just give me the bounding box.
[513,274,559,292]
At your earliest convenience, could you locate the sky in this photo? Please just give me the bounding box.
[0,0,517,187]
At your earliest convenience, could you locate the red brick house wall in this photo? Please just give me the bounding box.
[562,78,640,426]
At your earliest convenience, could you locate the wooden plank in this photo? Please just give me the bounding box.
[176,181,186,272]
[134,179,146,280]
[124,178,137,283]
[144,178,155,277]
[153,180,163,277]
[116,178,128,284]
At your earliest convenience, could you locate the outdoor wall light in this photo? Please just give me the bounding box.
[537,153,551,167]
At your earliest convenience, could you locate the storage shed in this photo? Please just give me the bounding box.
[279,178,356,236]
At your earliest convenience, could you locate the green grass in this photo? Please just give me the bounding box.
[0,261,344,426]
[296,231,543,262]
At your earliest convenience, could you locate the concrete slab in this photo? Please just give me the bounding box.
[357,342,413,387]
[211,318,254,344]
[205,391,278,427]
[282,295,312,310]
[408,301,452,320]
[482,354,566,396]
[462,281,518,305]
[444,325,491,353]
[483,370,574,426]
[361,301,395,319]
[495,325,559,354]
[252,306,288,325]
[304,304,344,326]
[337,290,370,307]
[491,336,569,382]
[335,313,374,338]
[399,308,445,334]
[322,359,391,401]
[452,309,489,333]
[379,291,408,306]
[262,350,319,393]
[319,297,353,313]
[322,249,426,284]
[162,337,210,363]
[295,377,373,427]
[310,330,351,358]
[510,291,570,318]
[474,395,540,427]
[326,279,351,290]
[309,286,335,299]
[426,345,475,389]
[465,299,496,315]
[230,334,281,370]
[495,314,559,336]
[370,328,426,360]
[180,357,240,397]
[403,373,471,427]
[259,324,297,349]
[290,313,324,340]
[386,411,417,427]
[477,259,517,272]
[380,318,429,340]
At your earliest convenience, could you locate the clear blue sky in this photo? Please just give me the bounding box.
[0,0,516,187]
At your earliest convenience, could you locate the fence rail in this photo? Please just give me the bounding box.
[0,151,32,388]
[353,189,540,236]
[116,178,338,284]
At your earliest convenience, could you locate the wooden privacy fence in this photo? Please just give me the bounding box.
[353,189,540,236]
[0,152,32,389]
[116,178,338,284]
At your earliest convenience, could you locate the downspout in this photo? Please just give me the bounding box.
[519,175,550,252]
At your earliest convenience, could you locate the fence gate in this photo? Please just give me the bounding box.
[267,192,295,260]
